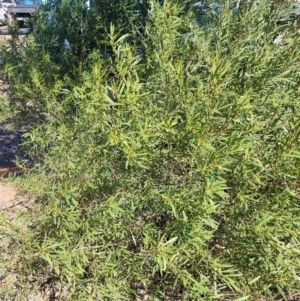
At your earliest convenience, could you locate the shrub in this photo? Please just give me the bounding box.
[1,0,300,300]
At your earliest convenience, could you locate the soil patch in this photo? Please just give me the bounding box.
[0,182,18,209]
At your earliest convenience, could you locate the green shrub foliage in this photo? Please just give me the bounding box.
[1,0,300,300]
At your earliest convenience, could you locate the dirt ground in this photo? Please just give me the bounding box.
[0,183,18,209]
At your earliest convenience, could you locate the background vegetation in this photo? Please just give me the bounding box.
[1,0,300,300]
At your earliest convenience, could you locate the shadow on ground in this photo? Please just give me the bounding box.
[0,122,25,168]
